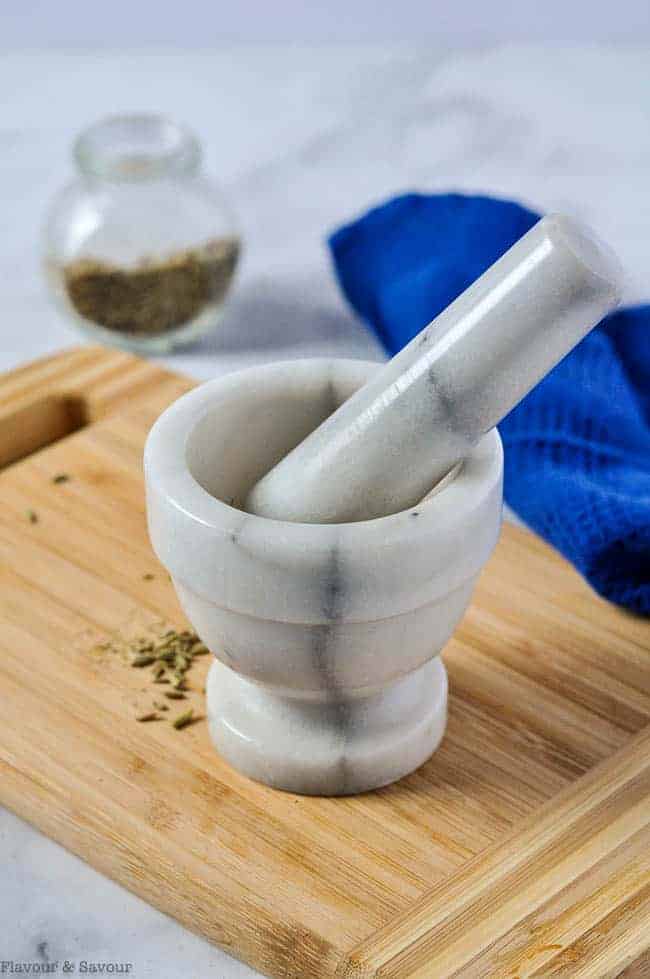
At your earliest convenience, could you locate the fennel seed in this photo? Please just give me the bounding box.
[173,708,195,730]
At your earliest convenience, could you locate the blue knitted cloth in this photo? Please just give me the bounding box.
[329,193,650,614]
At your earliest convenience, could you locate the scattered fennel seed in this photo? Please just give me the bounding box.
[26,509,38,524]
[52,473,70,484]
[136,711,159,723]
[98,627,209,725]
[173,708,195,730]
[156,651,176,663]
[190,642,209,656]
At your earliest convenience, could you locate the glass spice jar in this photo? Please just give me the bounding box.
[44,113,241,353]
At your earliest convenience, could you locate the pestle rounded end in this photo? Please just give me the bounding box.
[544,214,623,302]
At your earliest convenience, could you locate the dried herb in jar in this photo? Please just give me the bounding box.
[63,237,239,337]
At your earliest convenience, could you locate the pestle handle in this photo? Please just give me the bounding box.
[246,215,622,524]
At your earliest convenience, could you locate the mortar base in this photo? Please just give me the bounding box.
[206,656,448,796]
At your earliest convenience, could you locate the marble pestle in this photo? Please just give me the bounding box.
[246,215,622,524]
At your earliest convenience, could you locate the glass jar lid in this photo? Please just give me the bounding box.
[74,113,201,181]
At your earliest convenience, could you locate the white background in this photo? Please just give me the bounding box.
[2,0,650,46]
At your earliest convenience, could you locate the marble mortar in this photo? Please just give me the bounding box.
[144,358,503,795]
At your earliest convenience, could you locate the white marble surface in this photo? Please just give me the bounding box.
[2,44,650,978]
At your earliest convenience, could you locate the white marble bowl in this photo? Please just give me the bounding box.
[144,359,503,795]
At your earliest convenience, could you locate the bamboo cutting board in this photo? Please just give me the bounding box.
[1,346,650,979]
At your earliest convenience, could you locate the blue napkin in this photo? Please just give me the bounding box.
[329,193,650,614]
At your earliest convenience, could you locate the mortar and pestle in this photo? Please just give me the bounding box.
[145,216,621,795]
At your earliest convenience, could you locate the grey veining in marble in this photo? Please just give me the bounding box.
[3,42,650,979]
[144,358,503,794]
[246,216,621,523]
